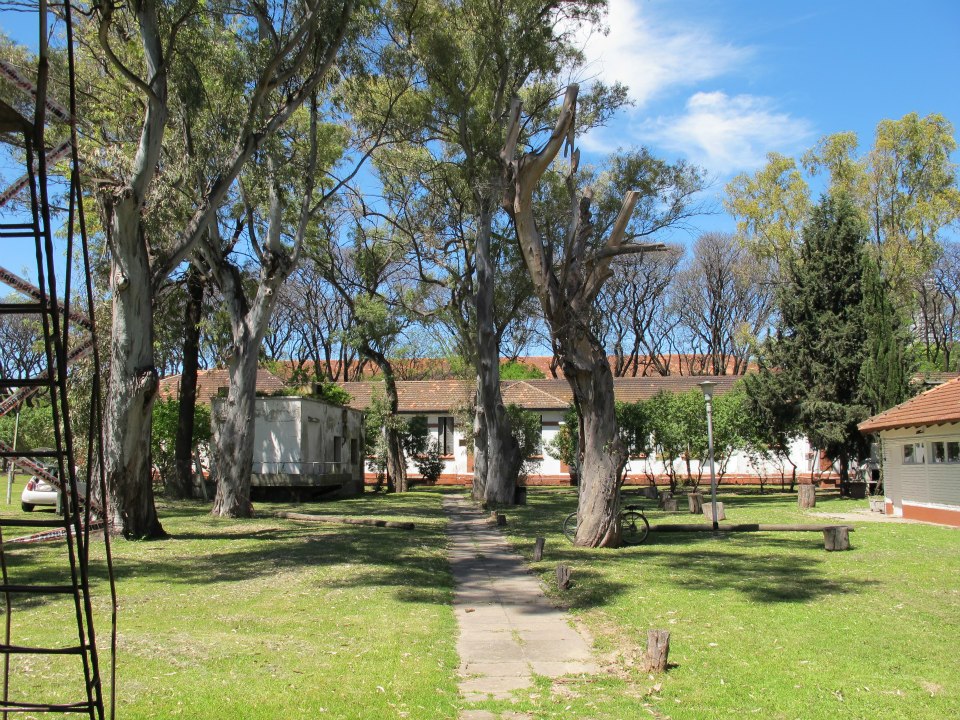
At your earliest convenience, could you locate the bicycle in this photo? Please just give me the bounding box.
[563,504,650,545]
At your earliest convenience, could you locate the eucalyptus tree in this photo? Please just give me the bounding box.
[311,211,423,493]
[80,0,359,535]
[502,85,705,546]
[373,0,617,505]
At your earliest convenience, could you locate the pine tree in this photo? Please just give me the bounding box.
[748,192,871,493]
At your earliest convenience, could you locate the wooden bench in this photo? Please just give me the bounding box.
[649,523,854,550]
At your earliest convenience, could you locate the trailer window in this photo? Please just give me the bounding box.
[902,442,925,465]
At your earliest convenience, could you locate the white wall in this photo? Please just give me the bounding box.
[398,409,820,484]
[878,422,960,515]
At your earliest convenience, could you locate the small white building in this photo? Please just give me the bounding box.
[859,377,960,527]
[213,395,365,499]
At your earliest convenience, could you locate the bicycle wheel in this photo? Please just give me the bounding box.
[562,512,578,543]
[620,510,650,546]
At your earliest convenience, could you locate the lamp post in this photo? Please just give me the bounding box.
[699,381,719,531]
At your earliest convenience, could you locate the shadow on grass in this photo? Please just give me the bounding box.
[504,490,878,608]
[640,545,879,603]
[4,494,456,612]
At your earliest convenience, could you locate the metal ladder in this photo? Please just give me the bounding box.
[0,12,108,717]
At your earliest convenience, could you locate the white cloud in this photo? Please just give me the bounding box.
[638,92,815,174]
[574,0,752,107]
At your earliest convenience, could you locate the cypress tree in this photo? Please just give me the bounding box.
[748,192,871,493]
[860,253,913,415]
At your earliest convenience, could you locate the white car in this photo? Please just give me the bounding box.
[21,468,87,513]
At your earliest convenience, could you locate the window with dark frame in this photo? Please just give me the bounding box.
[949,441,960,464]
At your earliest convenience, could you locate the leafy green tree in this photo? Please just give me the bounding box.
[151,398,211,491]
[743,358,804,491]
[755,192,871,492]
[504,404,543,483]
[64,0,361,536]
[499,361,546,380]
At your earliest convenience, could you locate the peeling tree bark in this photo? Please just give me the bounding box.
[99,0,168,539]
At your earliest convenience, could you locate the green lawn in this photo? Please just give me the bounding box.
[1,491,460,719]
[491,487,960,719]
[2,486,957,719]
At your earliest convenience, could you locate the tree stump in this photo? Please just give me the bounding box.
[514,486,527,505]
[556,564,572,591]
[533,537,545,562]
[658,491,672,509]
[687,493,703,514]
[642,486,659,500]
[798,484,816,509]
[494,513,507,527]
[702,502,726,522]
[823,526,850,551]
[644,629,671,672]
[662,498,679,512]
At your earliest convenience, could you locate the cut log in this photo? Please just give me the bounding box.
[702,502,726,522]
[556,564,572,591]
[644,630,670,672]
[495,513,507,527]
[658,491,672,509]
[641,486,659,500]
[798,484,816,509]
[276,511,415,530]
[823,525,851,551]
[662,498,679,512]
[533,537,545,562]
[687,493,703,514]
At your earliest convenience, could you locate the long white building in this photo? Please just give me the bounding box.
[340,376,824,488]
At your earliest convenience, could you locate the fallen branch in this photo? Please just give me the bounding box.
[276,511,415,530]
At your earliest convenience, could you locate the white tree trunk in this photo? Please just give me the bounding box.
[211,332,260,517]
[103,201,164,538]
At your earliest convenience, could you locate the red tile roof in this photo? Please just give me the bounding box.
[339,380,474,412]
[158,369,287,405]
[859,377,960,434]
[339,375,741,413]
[272,354,754,381]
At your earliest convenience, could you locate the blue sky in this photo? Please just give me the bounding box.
[1,0,958,282]
[573,0,959,235]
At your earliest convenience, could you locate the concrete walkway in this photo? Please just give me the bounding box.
[443,495,597,712]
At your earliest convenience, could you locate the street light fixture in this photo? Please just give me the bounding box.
[699,381,719,531]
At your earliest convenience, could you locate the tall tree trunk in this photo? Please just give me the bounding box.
[99,0,168,539]
[474,200,521,505]
[378,358,407,493]
[557,332,624,547]
[211,332,259,517]
[171,267,204,499]
[472,401,487,500]
[103,200,164,539]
